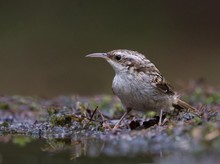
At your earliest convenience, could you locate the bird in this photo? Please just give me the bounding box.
[86,49,196,130]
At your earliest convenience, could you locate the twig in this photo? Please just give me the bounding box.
[89,106,98,121]
[97,109,112,129]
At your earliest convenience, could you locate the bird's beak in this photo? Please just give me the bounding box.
[86,53,107,59]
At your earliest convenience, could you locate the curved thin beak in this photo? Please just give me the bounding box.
[86,53,107,59]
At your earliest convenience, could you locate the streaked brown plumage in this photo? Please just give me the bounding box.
[86,49,196,129]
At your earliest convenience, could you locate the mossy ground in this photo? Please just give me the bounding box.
[0,81,220,163]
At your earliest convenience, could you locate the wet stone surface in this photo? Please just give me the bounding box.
[0,82,220,163]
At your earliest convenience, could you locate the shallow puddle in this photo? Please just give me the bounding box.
[0,134,220,164]
[0,135,157,164]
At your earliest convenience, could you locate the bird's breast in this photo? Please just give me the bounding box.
[112,73,174,112]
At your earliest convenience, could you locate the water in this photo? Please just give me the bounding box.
[1,134,219,164]
[0,135,155,164]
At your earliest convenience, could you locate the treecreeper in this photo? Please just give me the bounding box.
[86,49,197,130]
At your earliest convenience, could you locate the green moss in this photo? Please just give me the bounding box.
[114,102,123,112]
[97,126,105,132]
[205,93,220,104]
[1,121,9,127]
[47,107,60,115]
[49,114,83,127]
[194,116,202,125]
[0,102,9,110]
[76,101,88,112]
[50,115,65,126]
[145,111,157,118]
[12,136,32,147]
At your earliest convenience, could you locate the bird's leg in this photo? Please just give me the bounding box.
[158,109,163,126]
[113,108,132,130]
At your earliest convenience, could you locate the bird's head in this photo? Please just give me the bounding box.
[86,49,154,74]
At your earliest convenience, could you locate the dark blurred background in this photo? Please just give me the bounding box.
[0,0,219,96]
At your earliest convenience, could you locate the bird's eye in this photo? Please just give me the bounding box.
[115,55,121,61]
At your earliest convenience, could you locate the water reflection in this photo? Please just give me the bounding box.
[42,137,105,159]
[1,134,220,164]
[0,135,157,163]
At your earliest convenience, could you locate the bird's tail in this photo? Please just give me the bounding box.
[173,98,197,112]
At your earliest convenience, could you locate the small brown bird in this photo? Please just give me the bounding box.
[86,49,196,129]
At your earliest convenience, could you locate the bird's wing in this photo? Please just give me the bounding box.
[156,80,175,95]
[150,73,175,95]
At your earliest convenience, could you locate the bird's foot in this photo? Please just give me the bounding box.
[102,122,112,130]
[112,124,120,131]
[158,109,163,126]
[158,109,168,126]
